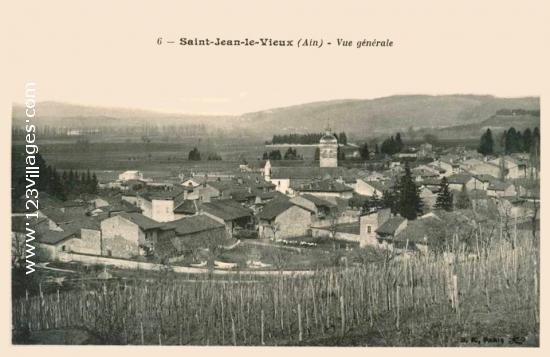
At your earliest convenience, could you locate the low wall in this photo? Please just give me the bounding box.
[55,252,313,276]
[310,227,360,243]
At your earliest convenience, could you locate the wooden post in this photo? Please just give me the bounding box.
[298,303,303,342]
[396,285,400,330]
[453,274,460,321]
[231,316,237,346]
[140,321,144,345]
[340,295,345,336]
[261,309,265,345]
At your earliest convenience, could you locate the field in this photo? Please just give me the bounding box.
[12,236,539,346]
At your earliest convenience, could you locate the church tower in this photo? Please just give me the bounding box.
[319,126,338,168]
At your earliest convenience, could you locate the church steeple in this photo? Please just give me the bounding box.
[319,121,338,168]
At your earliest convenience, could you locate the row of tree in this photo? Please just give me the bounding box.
[478,127,540,155]
[188,147,223,161]
[262,147,304,160]
[270,132,348,145]
[379,133,404,156]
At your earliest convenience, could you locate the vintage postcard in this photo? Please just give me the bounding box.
[3,0,548,353]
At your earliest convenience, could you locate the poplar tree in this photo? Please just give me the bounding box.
[435,177,453,211]
[397,164,423,219]
[478,128,494,155]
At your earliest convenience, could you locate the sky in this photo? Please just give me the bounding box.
[6,0,547,115]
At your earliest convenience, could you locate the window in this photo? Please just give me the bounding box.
[367,226,372,234]
[62,245,66,251]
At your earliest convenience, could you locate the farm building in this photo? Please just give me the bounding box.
[155,214,227,259]
[257,199,312,240]
[201,199,254,237]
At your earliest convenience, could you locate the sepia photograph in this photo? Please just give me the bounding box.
[4,0,547,351]
[10,94,541,346]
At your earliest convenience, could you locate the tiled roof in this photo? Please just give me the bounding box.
[164,214,225,236]
[447,173,474,185]
[395,216,441,244]
[140,187,185,201]
[300,194,336,208]
[258,199,296,220]
[376,216,406,236]
[488,180,513,191]
[297,179,353,193]
[201,199,252,221]
[173,200,198,214]
[39,229,79,245]
[270,166,353,180]
[117,212,162,230]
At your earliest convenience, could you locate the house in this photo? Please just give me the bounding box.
[375,216,408,249]
[294,179,354,199]
[489,156,528,179]
[464,160,501,178]
[487,181,517,197]
[200,199,254,237]
[473,174,498,190]
[173,199,199,218]
[435,158,461,176]
[257,199,312,239]
[137,187,186,222]
[100,212,163,258]
[354,179,389,197]
[37,217,102,260]
[419,186,437,211]
[156,214,227,260]
[446,173,483,191]
[411,165,441,182]
[392,214,443,253]
[290,194,336,220]
[418,143,433,158]
[359,208,391,247]
[118,170,144,182]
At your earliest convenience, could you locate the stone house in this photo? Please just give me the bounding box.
[359,208,392,247]
[290,194,336,220]
[137,188,185,222]
[100,212,162,258]
[487,181,517,197]
[200,199,254,237]
[156,214,227,260]
[257,199,312,240]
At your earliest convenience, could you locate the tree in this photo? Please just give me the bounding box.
[382,187,399,215]
[523,128,532,153]
[361,191,382,214]
[455,184,471,210]
[477,128,494,156]
[283,147,298,160]
[188,147,201,161]
[395,133,404,152]
[435,177,453,211]
[359,142,370,160]
[338,132,348,145]
[397,164,423,219]
[337,146,346,161]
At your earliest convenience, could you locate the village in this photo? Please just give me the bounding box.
[11,124,540,274]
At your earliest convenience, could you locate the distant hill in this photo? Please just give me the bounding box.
[239,95,539,138]
[12,95,540,138]
[435,112,540,139]
[11,101,236,129]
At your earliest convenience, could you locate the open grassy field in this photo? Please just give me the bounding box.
[12,235,539,346]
